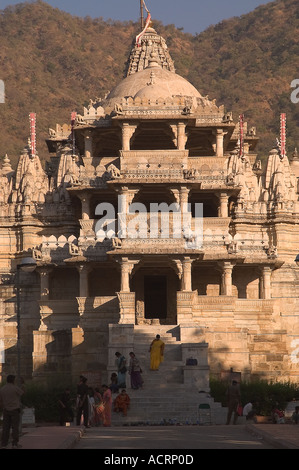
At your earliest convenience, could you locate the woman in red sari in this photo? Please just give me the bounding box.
[101,385,112,427]
[114,389,130,416]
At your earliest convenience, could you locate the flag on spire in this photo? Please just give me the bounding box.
[239,114,244,158]
[29,112,36,158]
[280,113,286,159]
[136,0,151,47]
[71,111,77,156]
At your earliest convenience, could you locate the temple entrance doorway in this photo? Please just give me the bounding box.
[144,275,167,320]
[132,265,179,325]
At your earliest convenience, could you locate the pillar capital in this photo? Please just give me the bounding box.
[217,261,234,296]
[213,128,228,157]
[116,257,140,292]
[121,122,137,151]
[179,186,190,206]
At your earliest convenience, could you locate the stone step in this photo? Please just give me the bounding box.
[110,400,231,426]
[107,324,227,426]
[134,325,179,334]
[134,335,178,343]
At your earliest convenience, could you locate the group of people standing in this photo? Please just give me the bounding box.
[113,334,165,390]
[60,376,114,428]
[72,334,165,427]
[114,351,143,391]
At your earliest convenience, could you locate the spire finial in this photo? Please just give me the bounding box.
[136,1,151,47]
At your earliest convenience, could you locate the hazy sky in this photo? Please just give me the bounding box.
[0,0,273,35]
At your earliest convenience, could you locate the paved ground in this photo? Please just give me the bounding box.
[9,422,299,450]
[74,424,274,450]
[18,424,85,449]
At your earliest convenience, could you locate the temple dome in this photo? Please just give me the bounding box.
[102,60,202,111]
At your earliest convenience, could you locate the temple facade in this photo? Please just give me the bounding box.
[1,24,299,388]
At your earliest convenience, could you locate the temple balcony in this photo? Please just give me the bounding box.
[118,149,188,181]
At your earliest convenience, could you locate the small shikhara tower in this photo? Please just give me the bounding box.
[0,3,299,404]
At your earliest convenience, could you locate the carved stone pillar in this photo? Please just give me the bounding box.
[218,192,229,218]
[180,186,190,206]
[76,264,89,298]
[38,266,53,300]
[118,186,129,238]
[118,187,129,214]
[79,192,91,220]
[121,263,130,292]
[118,257,138,293]
[215,129,225,157]
[121,123,137,151]
[182,257,193,291]
[84,130,93,159]
[219,261,233,296]
[177,122,187,150]
[261,266,272,299]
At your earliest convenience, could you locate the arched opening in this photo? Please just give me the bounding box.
[192,264,221,296]
[94,129,122,158]
[90,193,118,220]
[89,265,120,296]
[189,191,219,218]
[186,128,215,156]
[131,122,176,150]
[49,267,79,300]
[232,266,260,299]
[132,186,176,212]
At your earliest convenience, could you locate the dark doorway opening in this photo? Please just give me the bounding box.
[144,275,167,319]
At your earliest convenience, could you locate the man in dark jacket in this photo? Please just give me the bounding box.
[76,376,89,427]
[0,375,24,449]
[226,380,241,425]
[58,387,74,426]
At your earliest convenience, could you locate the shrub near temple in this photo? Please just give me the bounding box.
[210,379,299,416]
[21,381,77,423]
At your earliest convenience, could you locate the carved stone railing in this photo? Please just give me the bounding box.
[119,168,185,181]
[76,296,119,316]
[192,296,276,320]
[119,150,189,175]
[38,299,79,330]
[117,292,136,324]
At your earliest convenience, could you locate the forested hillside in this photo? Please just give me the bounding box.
[0,0,298,166]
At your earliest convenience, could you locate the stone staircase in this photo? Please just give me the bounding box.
[111,325,229,426]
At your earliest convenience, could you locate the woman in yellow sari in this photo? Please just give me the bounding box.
[149,334,165,370]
